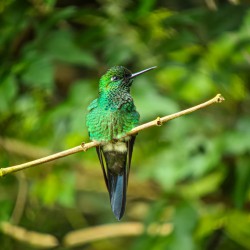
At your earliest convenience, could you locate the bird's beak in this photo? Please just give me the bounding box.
[129,66,157,79]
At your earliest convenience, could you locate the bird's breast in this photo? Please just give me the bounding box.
[87,99,139,142]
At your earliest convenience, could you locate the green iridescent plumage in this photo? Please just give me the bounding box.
[86,66,140,141]
[86,65,156,220]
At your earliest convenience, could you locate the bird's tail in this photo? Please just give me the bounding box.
[96,137,136,220]
[107,166,126,220]
[103,150,127,220]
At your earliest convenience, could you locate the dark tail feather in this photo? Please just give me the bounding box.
[107,166,127,220]
[96,137,136,220]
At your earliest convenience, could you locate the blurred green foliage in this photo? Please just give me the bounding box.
[0,0,250,249]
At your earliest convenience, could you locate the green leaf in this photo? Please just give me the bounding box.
[223,130,250,155]
[233,157,250,208]
[57,172,75,207]
[226,210,250,249]
[0,200,12,221]
[167,203,197,250]
[22,53,54,88]
[195,206,225,239]
[179,171,225,199]
[0,75,17,112]
[45,30,97,66]
[134,77,179,121]
[31,171,75,207]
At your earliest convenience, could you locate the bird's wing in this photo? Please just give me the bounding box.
[87,98,98,112]
[96,146,108,189]
[126,135,136,184]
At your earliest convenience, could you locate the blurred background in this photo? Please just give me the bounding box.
[0,0,250,249]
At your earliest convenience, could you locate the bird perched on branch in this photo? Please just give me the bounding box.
[86,65,156,220]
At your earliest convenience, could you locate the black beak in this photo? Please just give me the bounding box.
[129,66,157,79]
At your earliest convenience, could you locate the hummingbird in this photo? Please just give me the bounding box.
[86,66,156,220]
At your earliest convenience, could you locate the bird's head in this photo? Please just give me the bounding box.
[99,66,156,94]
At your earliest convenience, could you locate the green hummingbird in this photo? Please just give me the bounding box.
[86,66,156,220]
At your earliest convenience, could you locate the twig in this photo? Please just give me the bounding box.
[0,221,172,247]
[10,172,28,224]
[128,93,224,135]
[63,222,172,247]
[0,94,225,177]
[0,137,50,159]
[1,222,58,248]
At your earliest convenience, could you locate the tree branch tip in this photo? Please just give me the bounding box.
[0,169,3,177]
[215,94,225,103]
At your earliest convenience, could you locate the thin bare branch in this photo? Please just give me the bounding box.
[0,137,50,159]
[1,222,58,248]
[0,221,172,247]
[128,93,224,135]
[10,172,28,224]
[63,222,173,247]
[0,94,225,177]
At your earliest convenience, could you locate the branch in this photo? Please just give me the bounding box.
[1,221,172,247]
[0,137,50,159]
[10,172,28,224]
[1,222,58,248]
[0,94,225,177]
[63,222,172,247]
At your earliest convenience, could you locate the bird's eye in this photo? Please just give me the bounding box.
[111,76,119,81]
